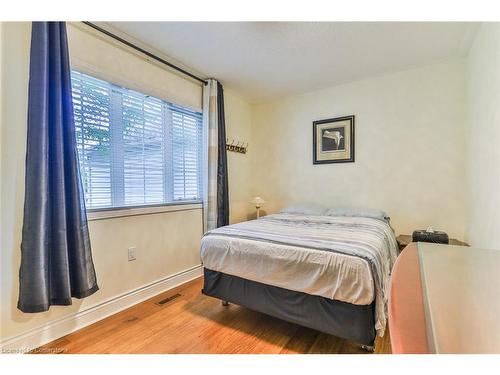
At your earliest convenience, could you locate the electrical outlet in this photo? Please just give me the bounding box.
[128,246,137,261]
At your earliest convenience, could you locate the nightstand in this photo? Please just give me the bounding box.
[396,234,469,253]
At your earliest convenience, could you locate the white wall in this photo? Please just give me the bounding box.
[465,23,500,249]
[0,22,253,346]
[251,60,467,239]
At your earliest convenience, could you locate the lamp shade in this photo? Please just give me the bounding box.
[250,196,266,205]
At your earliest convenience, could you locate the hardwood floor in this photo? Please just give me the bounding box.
[35,277,391,354]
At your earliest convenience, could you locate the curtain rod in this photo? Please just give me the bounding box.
[81,22,208,85]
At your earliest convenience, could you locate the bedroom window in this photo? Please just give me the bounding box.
[71,70,203,210]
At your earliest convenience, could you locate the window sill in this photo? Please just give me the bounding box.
[87,202,202,221]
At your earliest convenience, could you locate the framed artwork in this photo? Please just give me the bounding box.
[313,115,355,164]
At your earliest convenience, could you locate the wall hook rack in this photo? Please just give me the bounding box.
[226,138,248,154]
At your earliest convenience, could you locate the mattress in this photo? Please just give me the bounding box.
[200,213,398,336]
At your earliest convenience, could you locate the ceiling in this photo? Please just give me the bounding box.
[107,22,478,103]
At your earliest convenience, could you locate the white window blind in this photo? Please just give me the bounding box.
[71,70,203,210]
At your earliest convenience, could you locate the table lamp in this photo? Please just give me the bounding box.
[250,197,266,218]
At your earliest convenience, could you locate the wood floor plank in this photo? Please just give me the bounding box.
[35,276,391,354]
[308,332,344,354]
[280,326,319,354]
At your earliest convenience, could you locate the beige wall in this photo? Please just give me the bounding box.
[251,60,467,239]
[3,21,492,344]
[0,22,252,343]
[67,23,203,111]
[1,22,32,341]
[465,23,500,249]
[224,88,254,223]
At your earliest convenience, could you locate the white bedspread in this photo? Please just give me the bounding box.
[200,213,398,336]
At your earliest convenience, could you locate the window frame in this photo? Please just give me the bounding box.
[86,201,202,221]
[71,69,204,214]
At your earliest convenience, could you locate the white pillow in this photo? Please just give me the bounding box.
[325,207,389,220]
[280,203,328,216]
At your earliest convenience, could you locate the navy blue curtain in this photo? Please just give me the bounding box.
[18,22,98,313]
[216,82,229,227]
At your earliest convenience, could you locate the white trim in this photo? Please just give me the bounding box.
[1,265,203,353]
[87,202,202,221]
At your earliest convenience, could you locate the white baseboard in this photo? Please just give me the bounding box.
[1,265,203,353]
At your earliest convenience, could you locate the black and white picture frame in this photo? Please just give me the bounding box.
[313,115,355,164]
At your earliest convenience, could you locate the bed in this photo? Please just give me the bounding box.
[200,208,398,348]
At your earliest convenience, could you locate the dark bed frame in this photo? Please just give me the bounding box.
[202,268,376,348]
